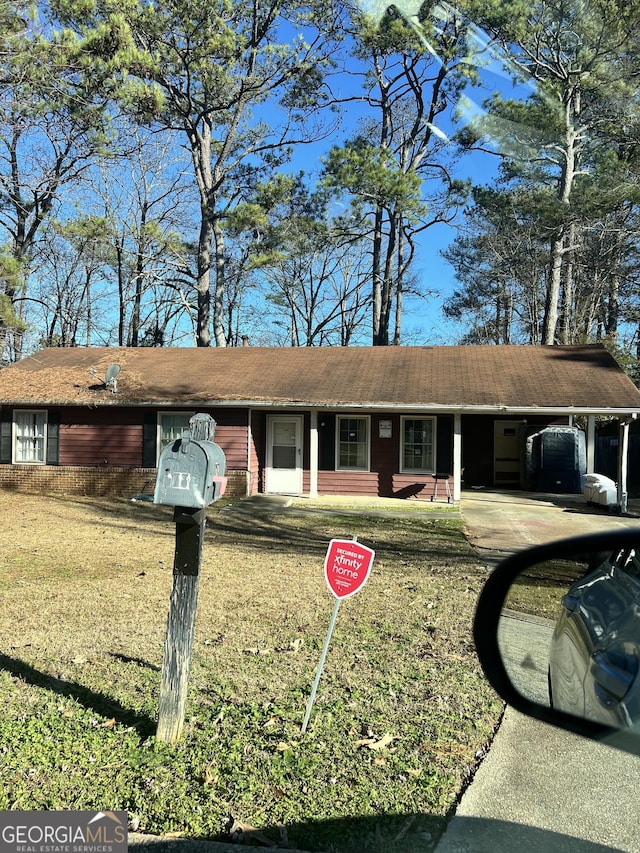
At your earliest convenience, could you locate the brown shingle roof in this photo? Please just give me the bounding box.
[0,345,639,413]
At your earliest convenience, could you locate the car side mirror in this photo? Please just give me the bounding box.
[473,528,640,755]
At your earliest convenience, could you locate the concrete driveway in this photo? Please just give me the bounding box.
[435,489,640,853]
[460,488,640,565]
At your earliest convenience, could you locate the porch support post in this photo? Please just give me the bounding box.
[309,409,319,498]
[453,413,462,502]
[246,408,253,496]
[586,415,596,473]
[617,416,635,514]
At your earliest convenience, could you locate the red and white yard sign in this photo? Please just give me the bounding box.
[324,539,375,599]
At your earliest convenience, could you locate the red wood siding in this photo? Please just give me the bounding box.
[318,414,440,499]
[318,470,380,496]
[57,406,250,470]
[60,408,144,466]
[60,423,142,466]
[203,410,249,469]
[371,415,401,495]
[153,408,249,469]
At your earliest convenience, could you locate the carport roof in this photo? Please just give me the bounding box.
[1,344,639,413]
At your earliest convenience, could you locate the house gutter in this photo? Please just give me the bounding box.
[8,397,640,427]
[16,399,640,417]
[156,403,640,415]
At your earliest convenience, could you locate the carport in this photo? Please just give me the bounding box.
[459,410,639,514]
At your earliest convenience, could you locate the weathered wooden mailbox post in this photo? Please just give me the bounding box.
[153,413,227,743]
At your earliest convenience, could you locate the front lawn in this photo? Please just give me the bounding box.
[0,492,502,852]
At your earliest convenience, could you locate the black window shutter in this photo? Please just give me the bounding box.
[143,411,157,467]
[0,408,11,464]
[436,415,453,474]
[46,411,60,465]
[319,414,336,470]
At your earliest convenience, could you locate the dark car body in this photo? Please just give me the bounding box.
[549,548,640,727]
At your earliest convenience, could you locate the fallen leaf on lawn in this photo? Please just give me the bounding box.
[61,709,74,718]
[203,762,218,785]
[101,718,116,729]
[276,741,294,752]
[368,733,398,750]
[373,756,386,765]
[229,820,276,847]
[289,638,304,653]
[354,737,377,748]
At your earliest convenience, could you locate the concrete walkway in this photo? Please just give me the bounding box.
[434,489,640,853]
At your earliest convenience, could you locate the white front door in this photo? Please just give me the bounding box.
[266,415,303,494]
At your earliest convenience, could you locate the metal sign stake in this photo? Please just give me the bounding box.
[301,597,340,734]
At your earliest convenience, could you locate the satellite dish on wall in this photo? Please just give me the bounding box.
[105,363,121,393]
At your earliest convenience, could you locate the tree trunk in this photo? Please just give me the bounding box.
[189,124,214,348]
[393,214,404,346]
[543,234,564,344]
[212,214,227,347]
[542,87,580,345]
[195,214,212,347]
[372,206,384,345]
[560,223,575,345]
[376,209,397,347]
[130,201,148,348]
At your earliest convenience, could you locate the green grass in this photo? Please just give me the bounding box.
[0,493,502,852]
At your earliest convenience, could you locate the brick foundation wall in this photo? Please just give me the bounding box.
[0,465,250,499]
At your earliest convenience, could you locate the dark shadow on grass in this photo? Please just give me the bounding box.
[128,812,448,852]
[37,493,177,537]
[0,652,156,736]
[10,493,475,571]
[127,814,628,853]
[108,652,161,672]
[208,503,473,566]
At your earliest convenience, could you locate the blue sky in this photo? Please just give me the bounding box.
[270,1,538,345]
[22,2,535,350]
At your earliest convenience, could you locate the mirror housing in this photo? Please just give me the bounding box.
[473,529,640,754]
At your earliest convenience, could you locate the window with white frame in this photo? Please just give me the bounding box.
[337,416,369,470]
[401,417,435,473]
[14,410,47,464]
[157,412,194,461]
